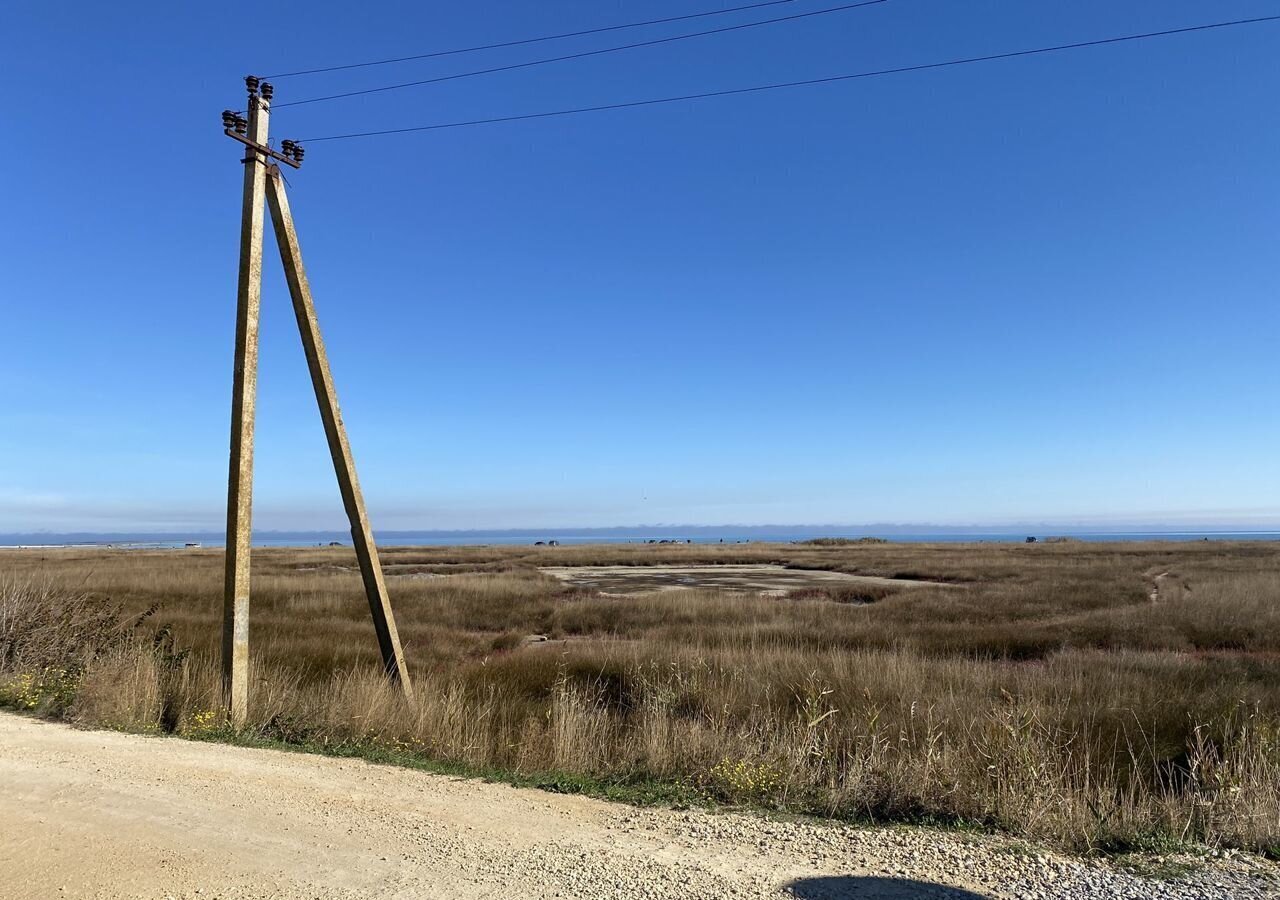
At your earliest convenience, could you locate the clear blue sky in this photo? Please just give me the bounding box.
[2,1,1278,532]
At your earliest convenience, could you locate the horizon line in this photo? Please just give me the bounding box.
[6,522,1280,538]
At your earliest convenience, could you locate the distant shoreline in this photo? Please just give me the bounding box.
[4,529,1280,550]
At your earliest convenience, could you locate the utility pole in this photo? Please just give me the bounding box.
[222,75,271,727]
[219,78,412,726]
[265,166,413,691]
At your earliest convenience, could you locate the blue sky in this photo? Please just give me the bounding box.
[2,1,1278,532]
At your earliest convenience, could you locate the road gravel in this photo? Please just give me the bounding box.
[0,713,1273,899]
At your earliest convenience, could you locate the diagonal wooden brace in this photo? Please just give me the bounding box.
[264,166,413,695]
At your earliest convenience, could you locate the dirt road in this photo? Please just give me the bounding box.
[0,714,1272,899]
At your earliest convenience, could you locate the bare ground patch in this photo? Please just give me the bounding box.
[538,564,952,596]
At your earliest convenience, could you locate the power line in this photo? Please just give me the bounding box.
[298,14,1280,143]
[274,0,890,109]
[264,0,798,79]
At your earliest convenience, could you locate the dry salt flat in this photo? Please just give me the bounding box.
[538,563,951,596]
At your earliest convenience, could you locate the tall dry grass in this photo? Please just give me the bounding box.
[1,542,1279,854]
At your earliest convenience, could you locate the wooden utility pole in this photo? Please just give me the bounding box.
[222,76,271,726]
[265,166,413,692]
[219,78,411,725]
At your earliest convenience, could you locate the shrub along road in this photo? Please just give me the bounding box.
[1,714,1272,899]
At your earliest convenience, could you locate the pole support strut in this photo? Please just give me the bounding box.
[264,165,413,694]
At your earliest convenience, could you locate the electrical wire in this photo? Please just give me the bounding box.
[263,0,798,78]
[273,0,890,109]
[296,14,1280,143]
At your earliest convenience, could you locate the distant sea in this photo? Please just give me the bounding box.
[3,527,1280,549]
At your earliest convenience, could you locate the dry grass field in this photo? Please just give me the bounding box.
[3,540,1279,858]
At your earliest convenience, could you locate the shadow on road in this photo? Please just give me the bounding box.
[786,876,992,899]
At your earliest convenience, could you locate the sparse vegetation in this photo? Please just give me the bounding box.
[800,537,888,545]
[2,541,1279,857]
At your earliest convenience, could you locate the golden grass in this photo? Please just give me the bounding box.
[2,541,1279,854]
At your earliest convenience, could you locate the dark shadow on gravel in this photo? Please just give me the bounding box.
[786,877,992,899]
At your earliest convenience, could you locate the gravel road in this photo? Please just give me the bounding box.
[1,713,1274,899]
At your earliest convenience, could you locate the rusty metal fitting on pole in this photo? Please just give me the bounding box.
[222,79,300,170]
[224,130,303,169]
[276,140,306,167]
